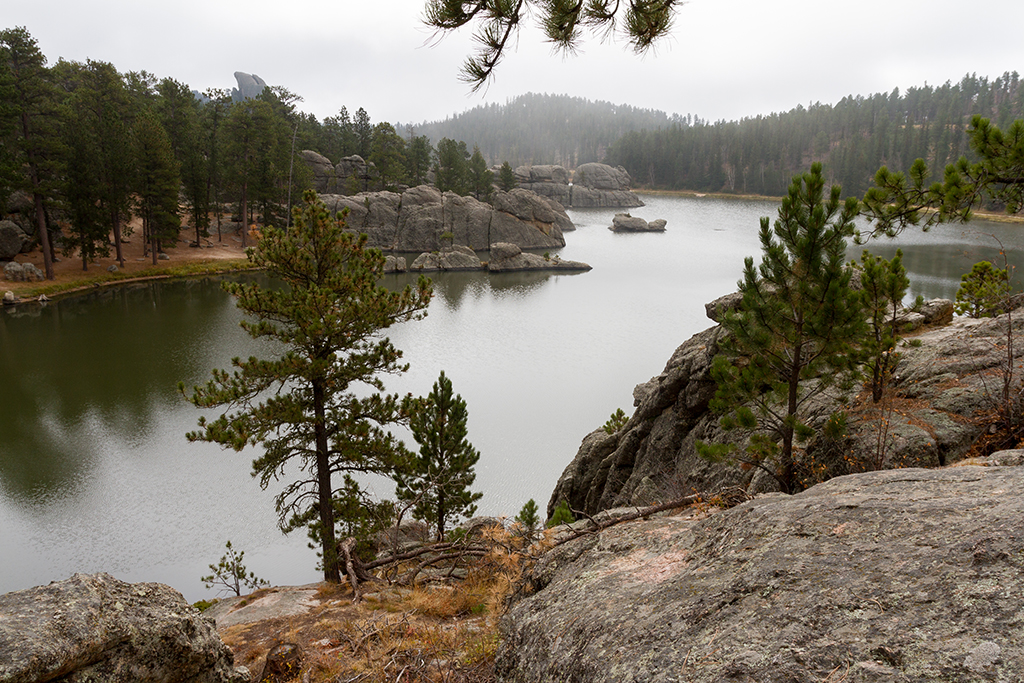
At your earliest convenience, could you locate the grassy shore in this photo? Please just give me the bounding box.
[3,257,255,301]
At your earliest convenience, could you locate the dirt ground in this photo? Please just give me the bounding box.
[3,220,251,298]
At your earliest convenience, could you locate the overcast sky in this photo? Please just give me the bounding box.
[7,0,1024,127]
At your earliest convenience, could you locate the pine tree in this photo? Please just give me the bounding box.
[955,260,1011,318]
[498,161,518,191]
[396,370,483,542]
[0,27,61,278]
[860,249,910,402]
[424,0,680,89]
[698,164,866,493]
[368,122,407,190]
[515,498,541,541]
[182,191,432,583]
[434,138,469,195]
[134,110,181,264]
[468,146,493,200]
[863,115,1024,238]
[405,134,434,186]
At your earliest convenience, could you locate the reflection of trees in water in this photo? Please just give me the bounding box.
[0,275,264,505]
[863,222,1024,303]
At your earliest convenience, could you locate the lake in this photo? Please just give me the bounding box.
[2,194,1021,602]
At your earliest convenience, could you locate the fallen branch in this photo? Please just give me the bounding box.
[550,494,704,549]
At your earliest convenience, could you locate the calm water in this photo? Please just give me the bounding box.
[2,195,1021,601]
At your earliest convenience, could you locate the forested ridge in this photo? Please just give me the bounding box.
[606,72,1024,198]
[399,92,674,168]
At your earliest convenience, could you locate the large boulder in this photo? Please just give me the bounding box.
[300,150,338,193]
[320,186,570,253]
[513,165,572,206]
[487,242,591,273]
[550,297,1012,517]
[335,155,375,192]
[0,220,26,260]
[411,245,483,271]
[609,213,666,232]
[0,572,248,682]
[570,163,645,208]
[3,261,44,282]
[498,465,1024,683]
[513,163,644,209]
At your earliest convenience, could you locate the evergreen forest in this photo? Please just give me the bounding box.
[604,73,1024,199]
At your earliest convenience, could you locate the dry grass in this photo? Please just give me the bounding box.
[218,527,536,683]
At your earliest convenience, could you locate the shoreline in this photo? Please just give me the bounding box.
[634,187,1024,224]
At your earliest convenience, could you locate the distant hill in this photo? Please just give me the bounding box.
[605,72,1024,199]
[398,92,677,167]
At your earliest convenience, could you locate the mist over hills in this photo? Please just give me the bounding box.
[390,73,1023,201]
[397,92,679,168]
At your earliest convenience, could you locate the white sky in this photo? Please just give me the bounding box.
[7,0,1024,127]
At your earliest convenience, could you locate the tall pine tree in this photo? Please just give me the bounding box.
[182,191,432,583]
[699,164,866,493]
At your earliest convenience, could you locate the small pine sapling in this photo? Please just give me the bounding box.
[859,249,911,403]
[603,408,628,434]
[955,260,1011,318]
[201,540,269,597]
[514,498,541,541]
[546,500,575,528]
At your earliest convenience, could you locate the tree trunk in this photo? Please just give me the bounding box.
[313,378,340,583]
[111,209,124,267]
[240,182,248,249]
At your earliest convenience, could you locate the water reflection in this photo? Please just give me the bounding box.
[0,277,259,506]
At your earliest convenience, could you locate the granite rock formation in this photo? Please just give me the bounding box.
[319,186,570,253]
[512,163,644,209]
[550,295,1010,518]
[609,213,667,232]
[0,572,248,682]
[498,464,1024,683]
[487,242,591,273]
[571,162,645,208]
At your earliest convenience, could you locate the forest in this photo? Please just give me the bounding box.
[604,72,1024,198]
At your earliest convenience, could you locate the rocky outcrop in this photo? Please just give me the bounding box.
[300,150,338,194]
[335,155,375,192]
[609,213,667,232]
[513,165,571,205]
[231,71,267,101]
[571,162,645,208]
[0,572,248,682]
[411,245,483,271]
[513,163,644,209]
[498,464,1024,683]
[320,186,570,253]
[487,242,591,273]
[550,296,1008,517]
